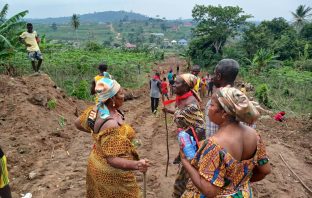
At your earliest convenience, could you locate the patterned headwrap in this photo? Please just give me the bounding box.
[180,73,198,89]
[216,87,260,124]
[95,78,121,119]
[179,73,202,103]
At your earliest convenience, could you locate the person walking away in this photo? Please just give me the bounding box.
[207,74,214,97]
[168,70,174,96]
[75,78,149,198]
[0,147,12,198]
[180,87,271,198]
[163,73,206,198]
[19,23,43,73]
[161,77,170,100]
[150,72,162,114]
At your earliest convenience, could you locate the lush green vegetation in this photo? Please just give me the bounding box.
[187,4,312,116]
[3,46,157,99]
[0,4,163,101]
[32,19,192,50]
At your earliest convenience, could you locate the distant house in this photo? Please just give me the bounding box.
[183,22,193,27]
[171,25,179,31]
[164,38,170,44]
[171,40,177,45]
[125,43,136,48]
[178,39,188,46]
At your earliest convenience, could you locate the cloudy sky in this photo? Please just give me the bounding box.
[3,0,312,21]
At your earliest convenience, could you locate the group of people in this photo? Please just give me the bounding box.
[199,73,214,98]
[163,59,271,198]
[0,23,274,198]
[72,58,271,198]
[149,68,178,114]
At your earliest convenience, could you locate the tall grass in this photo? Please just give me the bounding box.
[241,67,312,116]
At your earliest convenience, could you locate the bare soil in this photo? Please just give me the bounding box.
[0,57,311,198]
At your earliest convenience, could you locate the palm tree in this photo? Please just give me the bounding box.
[291,5,312,31]
[0,3,28,58]
[71,14,80,42]
[252,48,278,73]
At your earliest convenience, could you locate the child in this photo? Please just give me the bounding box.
[161,77,170,100]
[0,147,12,198]
[274,111,286,122]
[200,75,207,98]
[240,84,247,95]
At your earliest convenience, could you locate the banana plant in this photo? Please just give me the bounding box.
[0,3,28,59]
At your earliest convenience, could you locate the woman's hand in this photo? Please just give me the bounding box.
[162,107,174,114]
[162,107,169,113]
[136,159,150,173]
[179,148,186,160]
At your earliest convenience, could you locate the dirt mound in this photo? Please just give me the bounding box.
[0,74,92,197]
[1,57,311,198]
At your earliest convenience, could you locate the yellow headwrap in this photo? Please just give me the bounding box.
[179,73,202,103]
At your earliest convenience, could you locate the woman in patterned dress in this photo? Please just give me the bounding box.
[163,73,206,198]
[181,87,271,198]
[75,78,149,198]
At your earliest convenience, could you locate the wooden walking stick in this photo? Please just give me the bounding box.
[164,109,169,177]
[143,172,147,198]
[162,94,170,177]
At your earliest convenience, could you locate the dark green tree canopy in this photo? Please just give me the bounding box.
[192,5,252,54]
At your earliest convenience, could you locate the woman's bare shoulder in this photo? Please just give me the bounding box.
[101,119,120,129]
[94,118,120,132]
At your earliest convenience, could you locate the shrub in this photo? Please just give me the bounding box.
[294,59,312,72]
[255,84,271,108]
[58,115,66,128]
[47,99,57,110]
[85,41,102,51]
[72,80,89,99]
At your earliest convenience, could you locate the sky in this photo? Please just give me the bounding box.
[3,0,312,21]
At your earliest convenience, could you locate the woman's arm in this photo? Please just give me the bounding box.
[74,117,90,133]
[250,163,271,182]
[162,107,175,114]
[107,157,149,173]
[181,158,220,198]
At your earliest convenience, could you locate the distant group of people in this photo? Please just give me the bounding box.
[149,67,179,114]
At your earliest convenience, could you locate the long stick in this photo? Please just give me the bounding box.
[165,111,169,177]
[143,172,147,198]
[279,153,312,194]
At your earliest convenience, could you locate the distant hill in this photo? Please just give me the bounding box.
[27,11,150,24]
